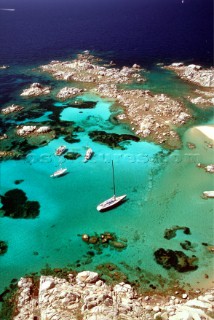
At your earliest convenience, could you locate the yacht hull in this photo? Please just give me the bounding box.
[97,195,126,212]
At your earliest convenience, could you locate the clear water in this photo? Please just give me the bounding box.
[0,87,214,292]
[0,0,213,294]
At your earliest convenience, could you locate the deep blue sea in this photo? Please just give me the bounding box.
[0,0,213,67]
[0,0,213,297]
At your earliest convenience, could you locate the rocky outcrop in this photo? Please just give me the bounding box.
[20,83,51,97]
[167,63,214,88]
[94,85,191,148]
[40,52,144,85]
[154,248,198,272]
[13,271,214,320]
[205,164,214,173]
[16,125,51,136]
[1,104,24,114]
[56,86,83,99]
[166,63,214,107]
[0,65,9,69]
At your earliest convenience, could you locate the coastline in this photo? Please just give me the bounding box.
[6,271,214,320]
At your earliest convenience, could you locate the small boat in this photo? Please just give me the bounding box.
[97,160,126,212]
[84,147,93,162]
[50,167,67,178]
[55,145,67,156]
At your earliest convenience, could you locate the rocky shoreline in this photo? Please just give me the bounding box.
[165,63,214,107]
[11,271,214,320]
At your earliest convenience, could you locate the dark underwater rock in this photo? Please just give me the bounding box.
[74,126,85,133]
[180,240,195,251]
[0,241,8,255]
[64,135,80,144]
[14,180,24,185]
[0,97,79,160]
[70,101,96,109]
[64,152,81,160]
[0,189,40,219]
[154,248,198,272]
[88,130,140,149]
[164,226,191,240]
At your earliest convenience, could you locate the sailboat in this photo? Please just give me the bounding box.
[50,167,67,178]
[97,160,126,212]
[50,159,67,178]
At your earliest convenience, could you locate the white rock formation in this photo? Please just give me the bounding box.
[20,83,51,97]
[13,271,214,320]
[1,104,24,114]
[56,86,83,99]
[167,63,214,88]
[16,125,51,136]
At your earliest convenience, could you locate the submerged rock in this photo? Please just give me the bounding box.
[88,130,140,149]
[154,248,198,272]
[0,240,8,255]
[0,189,40,219]
[70,101,97,109]
[110,241,127,249]
[64,152,81,160]
[14,180,24,185]
[180,240,196,252]
[164,226,191,240]
[186,142,196,149]
[81,232,127,251]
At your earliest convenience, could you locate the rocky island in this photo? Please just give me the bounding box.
[20,83,51,97]
[165,63,214,107]
[39,52,194,149]
[1,104,24,115]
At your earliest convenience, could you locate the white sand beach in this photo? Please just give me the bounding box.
[195,125,214,140]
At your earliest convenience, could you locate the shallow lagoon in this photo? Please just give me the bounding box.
[0,90,213,292]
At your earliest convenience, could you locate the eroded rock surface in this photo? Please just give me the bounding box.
[166,63,214,107]
[1,104,24,115]
[20,83,51,97]
[56,86,83,100]
[13,271,214,320]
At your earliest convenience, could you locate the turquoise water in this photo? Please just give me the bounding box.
[0,77,214,294]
